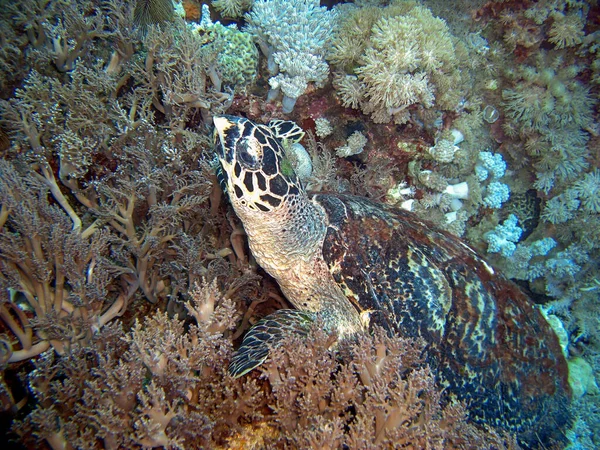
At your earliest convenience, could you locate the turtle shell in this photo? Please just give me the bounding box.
[315,192,571,448]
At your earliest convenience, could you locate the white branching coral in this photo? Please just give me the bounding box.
[245,0,336,112]
[269,51,329,111]
[314,118,333,138]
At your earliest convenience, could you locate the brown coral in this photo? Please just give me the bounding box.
[12,311,516,449]
[0,161,127,362]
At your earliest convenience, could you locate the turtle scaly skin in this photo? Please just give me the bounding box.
[213,115,572,448]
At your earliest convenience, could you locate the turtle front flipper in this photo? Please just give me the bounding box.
[229,309,315,377]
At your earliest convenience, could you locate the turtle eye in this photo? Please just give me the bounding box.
[237,139,259,169]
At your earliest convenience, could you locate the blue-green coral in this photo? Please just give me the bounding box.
[484,214,522,257]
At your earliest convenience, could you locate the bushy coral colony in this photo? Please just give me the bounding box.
[0,0,598,448]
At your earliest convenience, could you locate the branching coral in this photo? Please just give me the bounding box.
[0,161,127,362]
[0,0,595,446]
[133,18,233,126]
[243,326,514,447]
[0,12,26,91]
[12,280,258,449]
[0,2,139,230]
[16,309,514,449]
[0,0,245,315]
[0,66,223,308]
[244,0,336,112]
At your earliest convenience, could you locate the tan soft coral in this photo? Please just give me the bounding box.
[548,11,585,49]
[12,279,255,449]
[258,327,515,448]
[330,1,464,124]
[12,297,516,449]
[0,161,126,362]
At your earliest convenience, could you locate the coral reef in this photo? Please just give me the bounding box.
[0,0,254,387]
[12,295,515,449]
[0,0,598,447]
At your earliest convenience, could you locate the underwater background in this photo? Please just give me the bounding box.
[0,0,598,448]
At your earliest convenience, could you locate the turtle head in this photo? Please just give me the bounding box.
[213,115,302,215]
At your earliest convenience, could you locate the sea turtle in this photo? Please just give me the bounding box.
[213,115,572,447]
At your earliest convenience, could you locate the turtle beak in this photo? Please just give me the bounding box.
[213,115,238,162]
[213,115,233,140]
